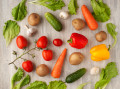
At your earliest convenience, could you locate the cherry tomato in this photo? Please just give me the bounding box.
[53,39,63,46]
[22,60,33,72]
[42,50,53,61]
[16,35,28,49]
[36,36,48,48]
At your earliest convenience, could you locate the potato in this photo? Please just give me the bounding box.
[72,18,85,30]
[28,13,40,26]
[95,31,107,42]
[69,52,84,65]
[36,64,49,77]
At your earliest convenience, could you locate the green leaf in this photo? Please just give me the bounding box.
[97,0,111,16]
[95,79,110,89]
[29,0,65,11]
[13,75,30,89]
[76,82,90,89]
[26,81,47,89]
[100,68,105,80]
[94,62,118,89]
[48,80,67,89]
[12,0,27,21]
[3,20,20,46]
[68,0,79,15]
[93,12,110,22]
[104,62,118,79]
[11,68,24,89]
[106,23,118,49]
[91,0,111,22]
[91,0,105,15]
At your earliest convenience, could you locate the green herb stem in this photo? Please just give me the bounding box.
[9,47,37,65]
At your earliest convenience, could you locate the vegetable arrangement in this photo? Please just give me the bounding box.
[2,0,119,89]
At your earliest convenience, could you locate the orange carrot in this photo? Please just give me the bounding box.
[51,48,67,78]
[81,5,98,30]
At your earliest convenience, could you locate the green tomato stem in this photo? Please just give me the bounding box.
[9,47,37,65]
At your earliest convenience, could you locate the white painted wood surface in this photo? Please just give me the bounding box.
[0,0,120,89]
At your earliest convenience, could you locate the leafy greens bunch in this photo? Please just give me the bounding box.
[91,0,111,22]
[106,23,118,49]
[68,0,79,15]
[11,68,30,89]
[12,0,27,21]
[3,20,20,46]
[29,0,65,11]
[3,0,27,46]
[95,62,118,89]
[26,80,67,89]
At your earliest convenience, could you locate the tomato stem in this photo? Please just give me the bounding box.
[9,47,37,65]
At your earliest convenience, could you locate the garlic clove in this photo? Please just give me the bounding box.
[27,28,37,37]
[59,11,70,19]
[90,67,100,75]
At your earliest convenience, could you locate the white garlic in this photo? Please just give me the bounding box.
[90,67,100,75]
[25,25,37,37]
[59,11,69,19]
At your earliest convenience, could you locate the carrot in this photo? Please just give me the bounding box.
[81,5,98,30]
[51,48,67,78]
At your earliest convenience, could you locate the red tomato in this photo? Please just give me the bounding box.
[36,36,48,48]
[16,35,28,49]
[53,39,63,46]
[42,50,53,61]
[22,60,33,72]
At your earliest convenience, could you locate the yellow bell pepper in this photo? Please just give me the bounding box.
[90,44,110,61]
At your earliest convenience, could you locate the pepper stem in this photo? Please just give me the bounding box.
[108,45,111,51]
[67,38,72,43]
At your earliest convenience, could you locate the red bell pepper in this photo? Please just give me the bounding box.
[67,33,88,49]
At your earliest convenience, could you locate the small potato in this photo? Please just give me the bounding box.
[69,52,84,65]
[36,64,49,77]
[28,13,40,26]
[72,18,85,30]
[95,31,107,42]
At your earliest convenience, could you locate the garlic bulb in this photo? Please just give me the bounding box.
[25,25,37,37]
[90,67,100,75]
[59,11,69,19]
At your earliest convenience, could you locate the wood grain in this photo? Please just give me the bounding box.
[0,0,120,89]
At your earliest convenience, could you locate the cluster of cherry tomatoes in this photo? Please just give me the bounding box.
[16,35,63,72]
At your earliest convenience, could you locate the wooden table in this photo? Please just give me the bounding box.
[0,0,120,89]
